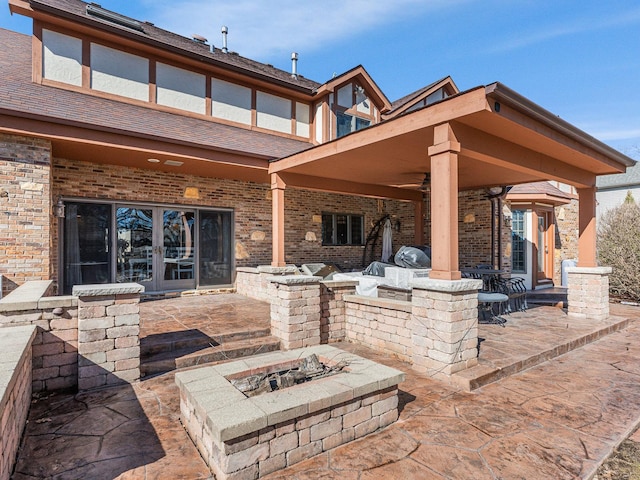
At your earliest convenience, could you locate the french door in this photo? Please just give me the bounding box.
[63,201,232,294]
[116,206,195,292]
[534,208,554,286]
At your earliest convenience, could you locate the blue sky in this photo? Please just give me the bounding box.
[1,0,638,159]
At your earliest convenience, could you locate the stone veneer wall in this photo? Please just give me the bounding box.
[320,281,357,343]
[0,134,53,296]
[567,267,611,321]
[268,276,322,350]
[553,198,579,285]
[236,266,299,302]
[343,295,413,362]
[0,281,78,392]
[0,325,36,480]
[74,284,143,391]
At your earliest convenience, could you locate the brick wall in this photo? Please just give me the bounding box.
[53,158,420,274]
[0,134,53,296]
[458,190,493,268]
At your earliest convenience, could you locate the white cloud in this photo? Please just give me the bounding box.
[139,0,463,60]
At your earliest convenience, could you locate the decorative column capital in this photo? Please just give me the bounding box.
[428,140,461,157]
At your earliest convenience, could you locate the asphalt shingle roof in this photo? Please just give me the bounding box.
[597,162,640,189]
[508,181,576,199]
[30,0,322,92]
[0,28,313,159]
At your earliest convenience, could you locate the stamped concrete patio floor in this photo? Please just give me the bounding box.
[11,299,640,479]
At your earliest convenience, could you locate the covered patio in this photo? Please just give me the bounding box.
[264,82,634,378]
[269,82,632,275]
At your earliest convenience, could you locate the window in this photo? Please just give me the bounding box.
[336,111,371,138]
[322,213,364,245]
[511,209,526,272]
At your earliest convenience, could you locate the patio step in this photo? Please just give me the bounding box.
[450,314,632,391]
[140,335,281,377]
[140,327,272,357]
[526,287,568,308]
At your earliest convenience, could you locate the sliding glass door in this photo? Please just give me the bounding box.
[63,203,112,294]
[199,210,232,285]
[62,201,233,294]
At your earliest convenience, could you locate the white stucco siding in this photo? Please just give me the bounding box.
[156,63,205,114]
[314,102,323,143]
[90,44,149,101]
[256,91,291,133]
[42,29,82,86]
[295,102,310,138]
[211,78,251,125]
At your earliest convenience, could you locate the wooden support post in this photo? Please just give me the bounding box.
[428,123,461,281]
[577,186,597,267]
[271,173,286,267]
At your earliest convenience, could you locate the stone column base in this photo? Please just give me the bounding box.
[566,266,611,321]
[269,275,322,349]
[411,278,482,378]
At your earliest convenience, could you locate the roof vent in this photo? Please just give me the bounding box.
[192,34,208,44]
[86,3,144,32]
[291,52,298,79]
[221,26,228,53]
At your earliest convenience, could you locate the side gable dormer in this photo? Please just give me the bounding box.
[383,76,458,120]
[311,66,391,144]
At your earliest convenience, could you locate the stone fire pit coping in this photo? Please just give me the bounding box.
[175,345,405,443]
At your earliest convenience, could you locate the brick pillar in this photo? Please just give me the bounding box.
[269,276,322,349]
[567,266,611,320]
[411,278,482,377]
[320,280,358,343]
[74,283,143,391]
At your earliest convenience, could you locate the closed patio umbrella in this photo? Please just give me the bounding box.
[381,218,393,263]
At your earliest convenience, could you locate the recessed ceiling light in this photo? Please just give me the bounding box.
[147,158,160,163]
[164,160,184,166]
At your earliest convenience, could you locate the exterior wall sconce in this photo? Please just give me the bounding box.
[395,219,401,232]
[503,214,512,228]
[54,198,65,218]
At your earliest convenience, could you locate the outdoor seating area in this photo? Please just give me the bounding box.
[7,294,640,479]
[462,266,529,325]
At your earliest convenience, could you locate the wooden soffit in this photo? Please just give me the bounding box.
[270,84,634,198]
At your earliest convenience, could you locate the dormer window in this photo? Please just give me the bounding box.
[332,81,376,139]
[336,112,370,138]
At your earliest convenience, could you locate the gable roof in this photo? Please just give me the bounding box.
[313,65,392,112]
[597,161,640,189]
[12,0,321,93]
[385,76,459,118]
[0,28,312,162]
[506,181,576,205]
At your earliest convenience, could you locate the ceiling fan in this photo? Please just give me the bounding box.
[391,172,431,190]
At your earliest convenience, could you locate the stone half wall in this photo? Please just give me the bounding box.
[0,325,36,480]
[0,134,53,296]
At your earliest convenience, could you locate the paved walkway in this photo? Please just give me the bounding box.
[11,304,640,479]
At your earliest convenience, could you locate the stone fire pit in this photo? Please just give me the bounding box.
[175,345,405,479]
